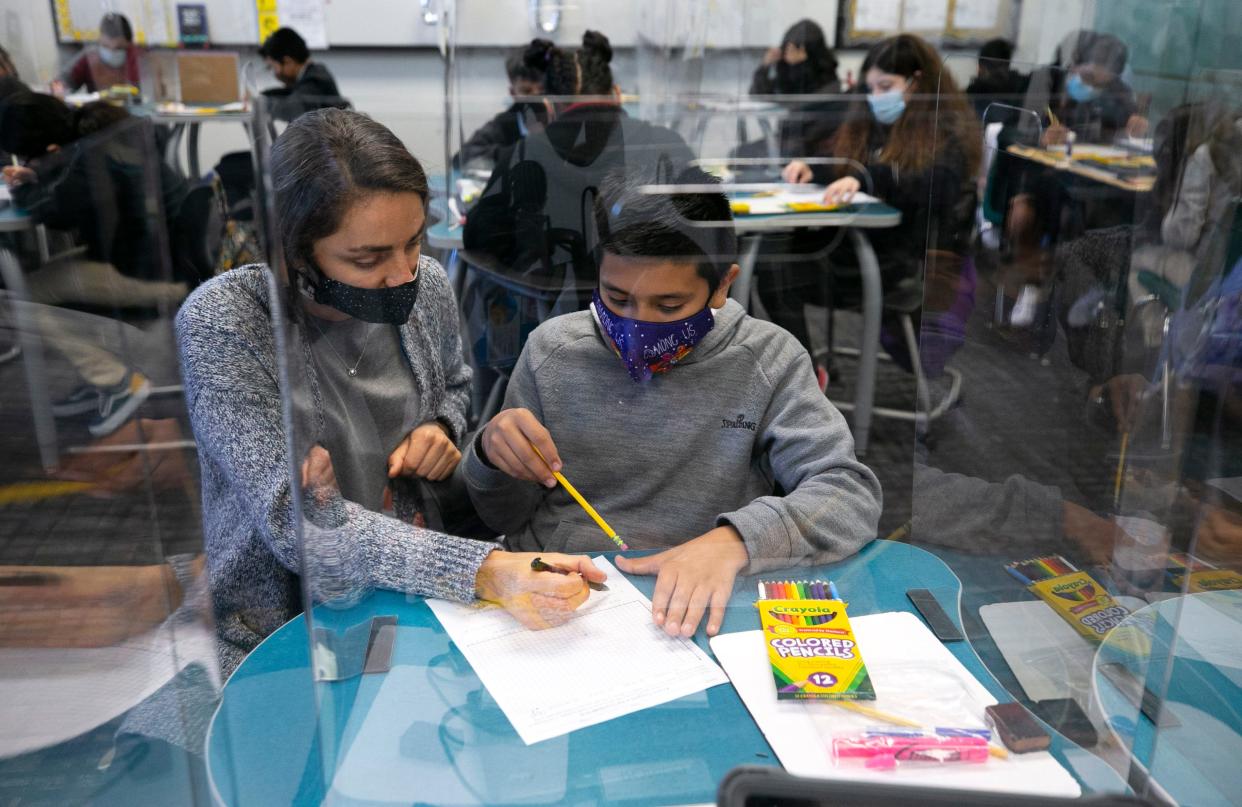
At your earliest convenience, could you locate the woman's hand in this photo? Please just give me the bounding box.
[475,551,606,629]
[782,160,813,184]
[388,422,461,482]
[301,444,338,506]
[1126,114,1150,138]
[615,526,749,637]
[481,407,561,487]
[762,47,782,67]
[823,176,861,205]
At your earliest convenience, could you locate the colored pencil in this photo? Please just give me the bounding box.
[1113,431,1129,509]
[528,440,628,550]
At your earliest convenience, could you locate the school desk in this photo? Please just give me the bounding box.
[1005,145,1156,194]
[728,190,903,457]
[921,545,1242,807]
[1092,591,1242,806]
[205,540,1130,806]
[0,205,50,263]
[141,105,254,179]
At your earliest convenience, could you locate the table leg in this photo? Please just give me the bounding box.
[187,123,202,179]
[35,225,49,263]
[731,234,763,314]
[165,123,186,178]
[849,228,882,457]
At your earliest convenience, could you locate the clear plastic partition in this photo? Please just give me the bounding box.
[0,96,224,800]
[916,36,1242,805]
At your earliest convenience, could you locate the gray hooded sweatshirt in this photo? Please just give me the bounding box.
[463,299,882,571]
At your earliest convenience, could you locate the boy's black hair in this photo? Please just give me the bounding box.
[73,100,131,138]
[507,38,554,84]
[100,13,133,42]
[259,27,310,64]
[594,166,737,293]
[0,91,74,159]
[978,38,1014,65]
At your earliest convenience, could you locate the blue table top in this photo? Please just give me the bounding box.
[206,540,1130,806]
[1093,591,1242,806]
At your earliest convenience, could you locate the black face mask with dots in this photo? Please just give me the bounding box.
[296,259,420,325]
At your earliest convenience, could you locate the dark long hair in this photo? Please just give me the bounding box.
[777,19,839,92]
[831,34,980,177]
[270,108,428,274]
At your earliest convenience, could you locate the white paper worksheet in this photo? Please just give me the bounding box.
[426,557,728,745]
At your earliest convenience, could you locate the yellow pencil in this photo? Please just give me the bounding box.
[1113,431,1129,509]
[1046,106,1060,128]
[528,441,628,550]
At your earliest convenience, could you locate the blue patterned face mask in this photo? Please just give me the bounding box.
[1066,73,1098,103]
[867,89,906,125]
[590,290,715,383]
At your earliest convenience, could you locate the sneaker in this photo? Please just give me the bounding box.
[88,372,151,437]
[52,383,103,417]
[1010,284,1041,327]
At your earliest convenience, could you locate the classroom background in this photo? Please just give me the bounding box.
[1,0,1241,805]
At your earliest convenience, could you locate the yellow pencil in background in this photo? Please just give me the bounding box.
[1113,431,1129,509]
[529,440,628,550]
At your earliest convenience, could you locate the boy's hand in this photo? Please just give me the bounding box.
[481,407,562,487]
[388,421,460,481]
[615,526,749,637]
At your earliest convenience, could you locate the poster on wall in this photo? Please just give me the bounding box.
[256,0,328,48]
[177,3,210,46]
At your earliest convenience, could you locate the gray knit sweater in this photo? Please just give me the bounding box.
[175,258,496,675]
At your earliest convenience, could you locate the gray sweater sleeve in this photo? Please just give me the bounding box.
[461,346,549,533]
[177,297,496,606]
[1161,143,1213,252]
[716,343,882,572]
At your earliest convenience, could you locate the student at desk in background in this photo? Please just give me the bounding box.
[259,26,348,122]
[463,167,882,640]
[454,38,552,171]
[998,31,1145,320]
[1,95,190,436]
[59,13,140,94]
[965,38,1030,121]
[778,34,980,367]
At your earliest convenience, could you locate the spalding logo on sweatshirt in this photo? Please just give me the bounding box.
[721,413,758,431]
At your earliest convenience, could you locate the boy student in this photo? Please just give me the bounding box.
[259,27,348,122]
[463,167,882,638]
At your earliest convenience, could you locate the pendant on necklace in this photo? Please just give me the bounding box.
[348,368,358,377]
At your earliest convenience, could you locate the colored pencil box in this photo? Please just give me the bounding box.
[757,584,875,701]
[1173,569,1242,592]
[1007,556,1150,655]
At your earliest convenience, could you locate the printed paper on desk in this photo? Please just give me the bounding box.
[426,556,728,745]
[711,612,1082,796]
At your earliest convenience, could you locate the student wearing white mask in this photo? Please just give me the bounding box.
[61,13,140,93]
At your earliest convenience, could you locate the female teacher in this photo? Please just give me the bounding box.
[176,108,603,674]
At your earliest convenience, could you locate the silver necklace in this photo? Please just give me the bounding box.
[310,317,376,377]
